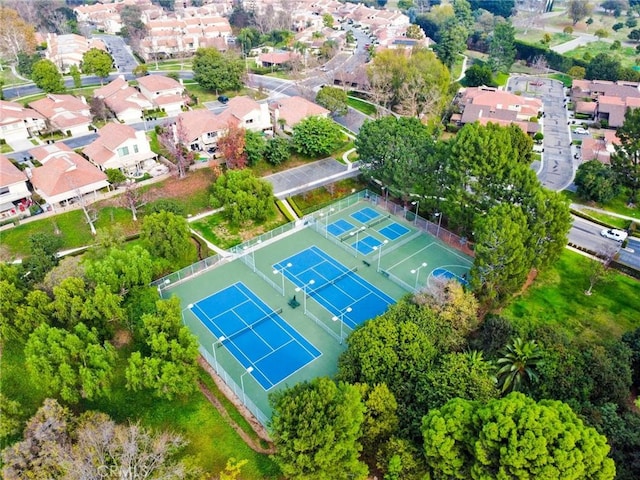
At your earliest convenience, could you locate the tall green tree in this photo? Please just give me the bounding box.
[193,47,244,93]
[244,129,266,166]
[292,116,343,157]
[568,0,594,25]
[470,203,530,306]
[315,86,348,116]
[488,20,516,73]
[125,297,199,400]
[422,393,616,480]
[586,53,621,81]
[210,169,276,225]
[31,59,65,93]
[141,211,196,264]
[356,383,399,461]
[433,20,468,70]
[24,323,116,403]
[264,137,291,165]
[496,337,544,393]
[270,377,368,480]
[611,107,640,203]
[575,159,620,202]
[81,48,113,82]
[85,245,154,295]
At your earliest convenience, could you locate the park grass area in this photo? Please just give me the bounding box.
[290,177,366,214]
[549,73,573,87]
[0,340,279,477]
[191,209,289,249]
[451,54,465,81]
[495,72,510,87]
[581,209,633,230]
[515,30,575,47]
[562,190,640,221]
[347,96,376,116]
[501,249,640,343]
[564,41,638,69]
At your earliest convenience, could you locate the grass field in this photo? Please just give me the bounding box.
[562,190,640,221]
[347,96,376,116]
[501,249,640,342]
[563,41,638,69]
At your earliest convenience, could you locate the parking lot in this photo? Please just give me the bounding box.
[94,34,138,72]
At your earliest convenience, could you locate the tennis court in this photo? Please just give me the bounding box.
[352,235,383,255]
[190,282,321,390]
[351,206,380,223]
[327,219,354,236]
[430,267,469,287]
[379,222,410,241]
[274,245,395,328]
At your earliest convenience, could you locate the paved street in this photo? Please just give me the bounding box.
[508,76,574,191]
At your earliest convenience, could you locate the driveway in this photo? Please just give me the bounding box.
[93,34,138,73]
[508,76,574,191]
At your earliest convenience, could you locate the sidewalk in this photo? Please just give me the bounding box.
[571,203,640,222]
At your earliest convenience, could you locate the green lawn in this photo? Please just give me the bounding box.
[501,250,640,343]
[347,96,376,116]
[549,73,573,88]
[562,190,640,221]
[563,41,638,69]
[580,209,632,230]
[0,341,279,478]
[1,143,14,153]
[290,178,367,214]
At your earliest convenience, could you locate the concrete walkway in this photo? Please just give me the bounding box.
[455,54,468,83]
[571,203,640,222]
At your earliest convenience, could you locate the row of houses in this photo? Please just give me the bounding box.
[571,79,640,128]
[1,92,329,219]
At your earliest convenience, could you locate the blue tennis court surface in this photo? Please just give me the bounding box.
[190,282,321,390]
[432,267,469,286]
[327,219,354,237]
[274,246,394,328]
[351,207,380,224]
[379,222,410,240]
[352,235,383,255]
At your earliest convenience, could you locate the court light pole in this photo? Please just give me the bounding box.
[434,212,442,237]
[273,262,292,297]
[181,303,193,325]
[411,200,420,225]
[243,239,262,272]
[212,335,225,374]
[374,239,389,272]
[410,262,428,291]
[295,279,316,314]
[332,306,352,344]
[240,366,254,405]
[349,226,366,257]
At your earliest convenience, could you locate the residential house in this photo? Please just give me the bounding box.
[27,143,108,209]
[571,79,640,128]
[218,96,272,132]
[94,76,154,124]
[45,33,107,73]
[176,109,228,152]
[0,154,31,219]
[581,130,620,164]
[269,96,330,132]
[258,51,301,68]
[452,86,542,135]
[29,94,92,137]
[83,122,155,175]
[73,2,122,34]
[0,100,46,142]
[137,75,186,116]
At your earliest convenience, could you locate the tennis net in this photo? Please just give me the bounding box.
[367,214,390,229]
[307,267,358,297]
[218,308,284,343]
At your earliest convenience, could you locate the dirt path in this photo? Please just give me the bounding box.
[197,357,275,455]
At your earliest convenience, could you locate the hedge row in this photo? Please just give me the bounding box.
[286,197,304,218]
[514,40,589,74]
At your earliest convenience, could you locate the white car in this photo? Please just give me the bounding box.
[574,127,589,135]
[600,228,628,242]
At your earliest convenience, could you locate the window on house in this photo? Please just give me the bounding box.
[246,118,254,124]
[0,186,9,195]
[133,144,139,153]
[117,146,130,157]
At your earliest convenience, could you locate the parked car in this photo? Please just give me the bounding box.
[600,228,628,242]
[218,95,229,104]
[574,127,589,135]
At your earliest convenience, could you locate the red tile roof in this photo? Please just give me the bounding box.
[270,96,329,127]
[137,74,183,92]
[0,154,27,187]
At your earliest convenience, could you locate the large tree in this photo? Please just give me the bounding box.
[315,86,348,116]
[141,211,196,264]
[159,117,195,179]
[81,48,113,82]
[24,323,116,403]
[210,169,276,225]
[0,7,37,63]
[85,245,154,295]
[192,47,244,93]
[422,393,616,480]
[568,0,594,25]
[126,297,199,400]
[575,159,620,203]
[496,337,544,393]
[434,20,468,70]
[469,0,515,17]
[270,377,368,480]
[586,53,621,81]
[217,123,248,169]
[31,59,65,93]
[292,115,343,157]
[488,20,516,73]
[611,107,640,203]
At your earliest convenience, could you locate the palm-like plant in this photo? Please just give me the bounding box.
[496,338,544,394]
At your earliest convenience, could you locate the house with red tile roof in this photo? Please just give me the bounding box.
[269,96,330,132]
[29,94,92,137]
[137,75,186,116]
[258,51,301,68]
[218,96,271,132]
[0,154,31,220]
[45,33,107,73]
[73,2,122,34]
[94,76,154,124]
[453,86,542,135]
[176,109,229,152]
[581,130,620,164]
[83,122,155,175]
[571,79,640,128]
[0,100,46,142]
[27,143,108,209]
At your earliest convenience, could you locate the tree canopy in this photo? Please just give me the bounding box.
[488,20,516,73]
[315,86,348,116]
[140,211,196,265]
[270,377,368,480]
[210,169,276,225]
[81,48,113,80]
[611,107,640,203]
[31,59,65,93]
[575,159,620,203]
[192,47,244,93]
[292,116,343,157]
[422,392,616,480]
